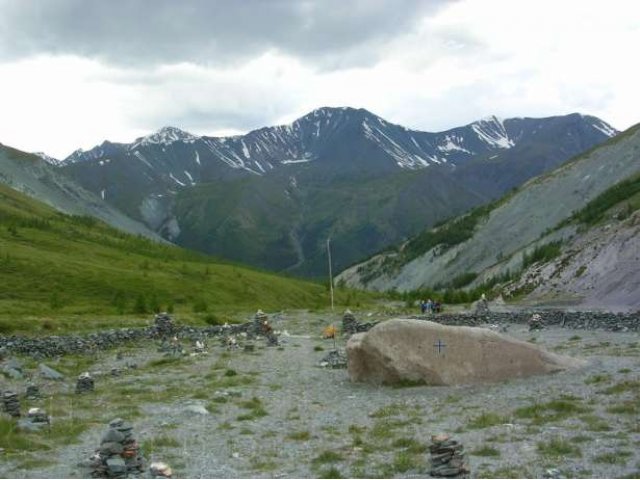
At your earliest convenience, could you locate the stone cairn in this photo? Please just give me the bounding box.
[76,372,95,394]
[2,391,21,417]
[25,384,40,400]
[319,349,347,369]
[89,418,144,478]
[528,313,544,331]
[429,434,469,478]
[252,310,279,346]
[20,407,50,431]
[475,294,490,314]
[342,309,377,335]
[153,313,175,338]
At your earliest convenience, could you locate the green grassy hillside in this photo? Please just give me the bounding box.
[0,184,371,334]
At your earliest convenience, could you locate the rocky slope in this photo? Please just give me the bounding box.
[57,108,616,276]
[507,206,640,311]
[337,123,640,310]
[0,144,161,240]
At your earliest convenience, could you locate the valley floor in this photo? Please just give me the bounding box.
[1,310,639,479]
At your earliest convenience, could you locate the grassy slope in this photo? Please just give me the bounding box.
[0,184,372,334]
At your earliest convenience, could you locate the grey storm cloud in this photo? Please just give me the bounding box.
[0,0,451,67]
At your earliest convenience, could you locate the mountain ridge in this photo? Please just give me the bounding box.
[56,107,618,276]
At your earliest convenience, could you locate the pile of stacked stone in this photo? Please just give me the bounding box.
[341,310,377,335]
[19,407,50,431]
[194,340,206,354]
[153,313,176,338]
[528,313,544,331]
[2,391,20,417]
[475,294,490,314]
[25,384,40,400]
[252,310,279,346]
[76,372,95,394]
[89,418,145,478]
[251,310,268,338]
[319,349,347,369]
[429,434,469,478]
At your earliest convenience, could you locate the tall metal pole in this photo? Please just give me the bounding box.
[327,237,334,311]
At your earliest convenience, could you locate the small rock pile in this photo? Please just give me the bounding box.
[153,313,175,338]
[342,310,358,334]
[2,391,21,417]
[25,384,40,400]
[251,310,268,337]
[89,418,145,478]
[429,434,469,478]
[341,310,377,335]
[529,313,544,331]
[76,372,95,394]
[319,350,347,369]
[19,407,50,431]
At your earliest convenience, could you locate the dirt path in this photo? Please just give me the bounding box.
[1,311,639,478]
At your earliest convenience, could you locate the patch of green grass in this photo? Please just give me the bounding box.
[592,450,632,464]
[236,396,268,421]
[369,403,406,418]
[312,450,344,465]
[467,412,508,429]
[319,466,342,479]
[148,356,183,368]
[392,437,427,454]
[570,434,593,443]
[601,380,640,395]
[585,374,612,385]
[389,451,423,474]
[348,424,367,435]
[224,369,237,377]
[249,458,278,472]
[537,437,582,458]
[370,418,412,439]
[470,445,501,457]
[314,345,324,352]
[514,396,590,424]
[580,415,612,432]
[618,368,632,374]
[15,457,55,470]
[606,401,639,415]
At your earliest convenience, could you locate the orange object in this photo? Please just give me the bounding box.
[323,325,337,339]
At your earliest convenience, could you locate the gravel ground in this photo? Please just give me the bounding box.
[1,310,639,479]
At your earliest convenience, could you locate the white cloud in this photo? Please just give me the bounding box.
[0,0,638,158]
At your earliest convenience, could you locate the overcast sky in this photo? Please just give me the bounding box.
[1,0,639,158]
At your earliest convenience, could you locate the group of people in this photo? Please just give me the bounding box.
[419,298,442,314]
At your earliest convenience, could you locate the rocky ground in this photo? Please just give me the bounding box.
[1,309,639,479]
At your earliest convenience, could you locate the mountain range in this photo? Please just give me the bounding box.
[36,107,617,276]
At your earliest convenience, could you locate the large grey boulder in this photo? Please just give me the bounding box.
[346,319,584,386]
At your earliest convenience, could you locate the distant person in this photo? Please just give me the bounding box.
[426,299,433,314]
[420,300,427,314]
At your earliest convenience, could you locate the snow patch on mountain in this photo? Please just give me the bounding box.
[437,135,472,154]
[33,152,62,165]
[132,126,200,149]
[591,120,617,137]
[472,116,514,149]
